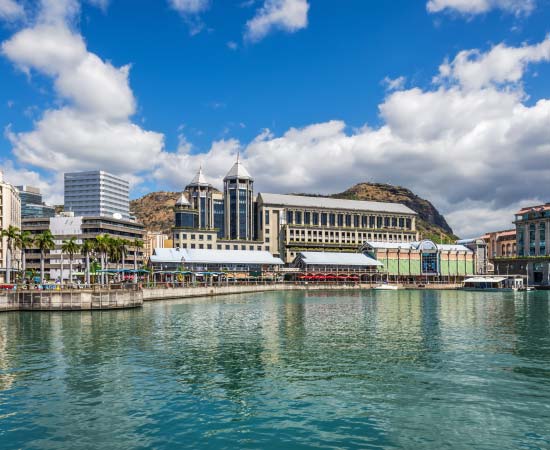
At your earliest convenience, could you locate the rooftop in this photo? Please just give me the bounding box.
[187,167,210,187]
[224,158,253,180]
[296,251,382,266]
[362,240,471,252]
[151,248,283,265]
[516,204,550,215]
[257,193,416,215]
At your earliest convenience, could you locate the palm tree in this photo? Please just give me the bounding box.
[95,235,111,285]
[35,230,55,284]
[16,230,34,281]
[132,238,144,284]
[1,225,20,284]
[62,237,80,286]
[81,240,95,287]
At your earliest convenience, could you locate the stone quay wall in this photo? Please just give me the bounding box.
[0,289,143,312]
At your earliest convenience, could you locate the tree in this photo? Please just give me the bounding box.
[16,230,34,280]
[81,240,95,286]
[35,230,55,284]
[95,235,111,285]
[1,225,20,284]
[62,237,80,286]
[132,238,144,284]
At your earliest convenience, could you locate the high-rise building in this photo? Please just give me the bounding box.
[16,185,55,219]
[223,157,254,240]
[64,170,130,219]
[0,171,21,282]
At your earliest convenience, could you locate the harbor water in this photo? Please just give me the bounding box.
[1,289,549,449]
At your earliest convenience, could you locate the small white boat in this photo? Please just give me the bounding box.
[374,284,399,290]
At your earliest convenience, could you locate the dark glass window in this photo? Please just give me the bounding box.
[329,214,336,226]
[321,213,327,225]
[295,211,302,225]
[313,213,319,225]
[265,211,270,225]
[287,211,294,224]
[304,212,311,224]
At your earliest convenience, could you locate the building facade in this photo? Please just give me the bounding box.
[0,171,21,282]
[361,240,474,279]
[257,193,418,262]
[64,170,130,220]
[23,214,145,281]
[144,231,172,259]
[514,205,550,257]
[172,160,418,263]
[481,229,517,259]
[16,185,55,219]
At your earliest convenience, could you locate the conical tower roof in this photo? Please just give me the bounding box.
[187,166,211,187]
[224,155,253,181]
[175,192,190,207]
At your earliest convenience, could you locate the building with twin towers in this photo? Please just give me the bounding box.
[173,157,419,263]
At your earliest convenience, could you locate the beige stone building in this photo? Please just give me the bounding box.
[0,171,22,282]
[257,193,418,262]
[144,231,171,259]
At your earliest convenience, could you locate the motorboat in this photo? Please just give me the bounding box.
[374,284,399,290]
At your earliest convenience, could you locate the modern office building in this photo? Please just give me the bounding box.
[361,240,474,280]
[223,157,254,241]
[172,159,419,263]
[0,171,21,282]
[22,213,145,281]
[64,170,130,220]
[16,185,55,219]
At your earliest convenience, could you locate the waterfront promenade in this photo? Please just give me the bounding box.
[0,282,462,311]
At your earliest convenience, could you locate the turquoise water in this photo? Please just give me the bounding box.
[1,290,550,449]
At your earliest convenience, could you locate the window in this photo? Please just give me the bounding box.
[384,217,390,227]
[295,211,302,225]
[345,215,352,227]
[226,245,230,250]
[392,217,397,227]
[199,234,204,240]
[217,245,222,250]
[287,211,294,224]
[377,217,383,228]
[330,214,336,226]
[338,214,344,227]
[199,244,204,249]
[313,212,319,225]
[182,233,187,239]
[265,210,270,226]
[233,245,238,250]
[191,234,196,240]
[321,213,328,226]
[304,212,311,224]
[354,215,360,227]
[249,245,254,250]
[207,244,212,249]
[207,235,212,240]
[191,244,196,249]
[266,237,270,243]
[399,218,404,228]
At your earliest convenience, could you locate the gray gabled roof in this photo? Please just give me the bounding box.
[297,251,382,266]
[257,193,416,215]
[151,248,283,265]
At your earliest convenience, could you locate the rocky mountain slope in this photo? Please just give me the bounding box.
[130,183,457,241]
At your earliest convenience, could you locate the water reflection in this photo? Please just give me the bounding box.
[0,290,549,449]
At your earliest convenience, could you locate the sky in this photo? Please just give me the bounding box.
[2,0,550,238]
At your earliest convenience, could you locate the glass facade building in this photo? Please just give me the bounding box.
[16,185,55,219]
[64,171,130,219]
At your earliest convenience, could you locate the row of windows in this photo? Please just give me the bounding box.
[285,210,412,229]
[179,243,265,251]
[287,232,413,244]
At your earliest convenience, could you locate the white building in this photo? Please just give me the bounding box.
[64,170,130,220]
[0,171,22,282]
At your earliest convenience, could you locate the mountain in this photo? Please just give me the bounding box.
[331,183,456,243]
[130,183,457,242]
[130,191,180,234]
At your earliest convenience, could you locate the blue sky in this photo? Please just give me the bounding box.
[2,0,550,237]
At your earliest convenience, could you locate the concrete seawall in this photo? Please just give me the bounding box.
[142,283,461,302]
[0,289,143,312]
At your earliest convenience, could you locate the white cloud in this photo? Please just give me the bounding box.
[168,0,210,35]
[434,36,550,90]
[245,0,309,42]
[2,0,164,176]
[0,0,24,21]
[153,37,550,238]
[427,0,536,15]
[382,76,406,91]
[168,0,209,14]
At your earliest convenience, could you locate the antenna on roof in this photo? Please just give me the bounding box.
[236,151,240,163]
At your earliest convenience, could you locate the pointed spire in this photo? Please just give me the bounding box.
[224,154,253,181]
[175,192,190,207]
[188,165,210,186]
